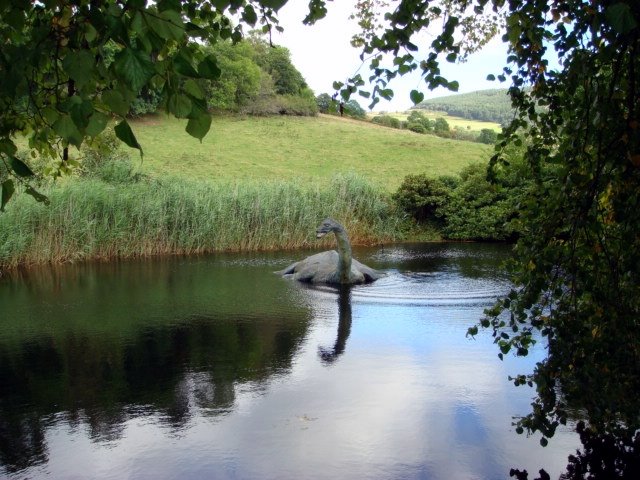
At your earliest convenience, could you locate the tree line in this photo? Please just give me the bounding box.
[129,33,317,117]
[368,110,498,144]
[414,89,516,125]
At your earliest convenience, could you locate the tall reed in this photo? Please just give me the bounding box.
[0,174,405,268]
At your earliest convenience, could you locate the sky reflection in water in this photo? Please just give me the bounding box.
[0,243,578,479]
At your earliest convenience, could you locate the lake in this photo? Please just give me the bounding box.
[0,243,577,479]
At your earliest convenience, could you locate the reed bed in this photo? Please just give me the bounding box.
[0,174,405,268]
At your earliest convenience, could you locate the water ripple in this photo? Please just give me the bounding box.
[350,271,510,307]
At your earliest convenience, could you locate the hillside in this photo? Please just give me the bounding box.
[131,114,491,190]
[414,89,514,125]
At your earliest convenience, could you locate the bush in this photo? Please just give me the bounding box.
[392,174,453,222]
[129,87,161,117]
[450,128,477,142]
[242,90,318,116]
[439,163,519,240]
[344,99,367,119]
[406,111,433,132]
[316,93,337,114]
[371,115,402,129]
[433,117,451,137]
[394,148,531,241]
[477,128,498,144]
[407,122,427,134]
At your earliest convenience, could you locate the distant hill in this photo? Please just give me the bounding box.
[414,89,514,125]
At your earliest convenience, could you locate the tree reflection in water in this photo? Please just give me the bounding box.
[0,313,308,473]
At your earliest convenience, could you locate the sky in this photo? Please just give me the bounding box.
[271,0,511,112]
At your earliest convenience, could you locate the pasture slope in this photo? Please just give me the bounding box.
[131,113,491,191]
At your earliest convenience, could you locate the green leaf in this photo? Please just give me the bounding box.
[448,80,459,92]
[84,21,98,43]
[211,0,231,10]
[1,179,15,212]
[113,48,155,92]
[486,74,496,81]
[9,156,34,177]
[41,107,59,125]
[0,138,17,157]
[183,79,205,99]
[86,111,109,137]
[62,51,95,90]
[25,186,49,205]
[333,81,344,90]
[410,89,424,105]
[145,9,185,41]
[605,3,637,34]
[174,52,199,78]
[53,114,83,146]
[242,5,258,25]
[167,94,192,118]
[198,55,221,80]
[114,120,143,156]
[159,9,186,39]
[259,0,287,10]
[186,113,212,142]
[70,99,94,131]
[102,89,130,117]
[379,88,394,100]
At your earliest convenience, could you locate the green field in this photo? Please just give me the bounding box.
[130,114,490,190]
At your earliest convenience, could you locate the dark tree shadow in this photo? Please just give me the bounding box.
[318,285,352,365]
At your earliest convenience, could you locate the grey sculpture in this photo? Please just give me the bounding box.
[278,218,384,284]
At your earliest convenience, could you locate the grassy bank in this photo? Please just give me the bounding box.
[0,173,421,269]
[130,114,490,189]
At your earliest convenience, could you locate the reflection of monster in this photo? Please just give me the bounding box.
[278,219,383,284]
[318,286,352,365]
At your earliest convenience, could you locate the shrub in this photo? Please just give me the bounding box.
[406,111,433,132]
[392,174,453,222]
[242,90,318,116]
[407,122,427,134]
[371,115,401,129]
[439,163,519,240]
[316,93,337,114]
[450,128,477,142]
[433,117,451,137]
[395,149,532,241]
[344,99,367,119]
[477,128,498,144]
[129,87,161,117]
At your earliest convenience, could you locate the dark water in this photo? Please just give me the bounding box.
[0,243,577,479]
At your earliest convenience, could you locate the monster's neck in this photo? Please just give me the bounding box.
[333,228,353,284]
